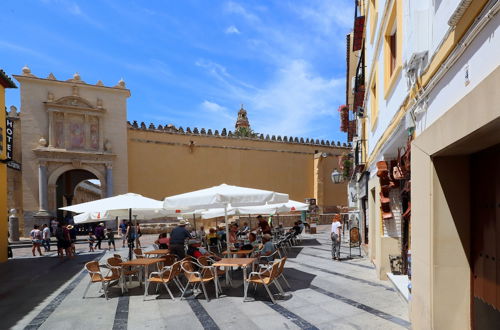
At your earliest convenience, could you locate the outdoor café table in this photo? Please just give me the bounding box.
[213,257,257,301]
[143,249,170,257]
[120,258,164,294]
[221,249,254,257]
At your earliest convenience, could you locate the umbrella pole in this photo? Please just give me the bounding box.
[128,208,133,260]
[193,214,196,232]
[225,204,230,254]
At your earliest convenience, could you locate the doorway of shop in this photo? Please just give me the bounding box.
[471,144,500,329]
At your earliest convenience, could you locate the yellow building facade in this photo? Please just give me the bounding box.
[0,70,17,262]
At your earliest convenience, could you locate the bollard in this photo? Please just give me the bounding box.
[8,209,20,242]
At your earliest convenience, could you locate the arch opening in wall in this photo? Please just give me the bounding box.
[55,169,102,222]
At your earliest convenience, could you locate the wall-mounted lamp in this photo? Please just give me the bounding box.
[331,169,342,184]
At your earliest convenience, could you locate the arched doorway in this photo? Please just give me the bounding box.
[55,169,102,221]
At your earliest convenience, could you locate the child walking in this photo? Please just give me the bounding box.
[88,232,95,252]
[106,228,116,251]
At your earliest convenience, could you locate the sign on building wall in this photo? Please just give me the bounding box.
[6,118,13,160]
[348,181,358,208]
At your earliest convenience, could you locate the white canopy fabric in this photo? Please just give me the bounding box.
[74,211,115,224]
[163,184,288,253]
[163,183,288,210]
[198,200,308,219]
[60,193,177,224]
[61,193,163,213]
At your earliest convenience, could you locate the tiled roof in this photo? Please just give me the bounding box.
[0,69,17,88]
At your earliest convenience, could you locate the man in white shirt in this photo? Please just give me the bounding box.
[42,224,51,252]
[331,216,342,260]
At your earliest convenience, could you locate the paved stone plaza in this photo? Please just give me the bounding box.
[1,227,410,329]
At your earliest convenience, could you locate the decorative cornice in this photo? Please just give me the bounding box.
[33,147,116,160]
[127,120,351,148]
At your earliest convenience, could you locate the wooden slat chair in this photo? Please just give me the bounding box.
[83,261,121,300]
[113,254,141,285]
[144,261,183,301]
[197,256,228,292]
[276,257,291,289]
[180,260,218,302]
[245,260,283,304]
[258,250,281,270]
[155,254,178,284]
[133,248,145,258]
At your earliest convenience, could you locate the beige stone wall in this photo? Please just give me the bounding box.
[127,128,349,209]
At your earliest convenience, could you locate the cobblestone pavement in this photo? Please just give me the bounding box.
[2,227,410,330]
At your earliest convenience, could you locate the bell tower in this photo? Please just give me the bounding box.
[235,104,250,129]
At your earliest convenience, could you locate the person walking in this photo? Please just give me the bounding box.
[169,220,191,259]
[119,219,128,248]
[67,225,77,254]
[331,216,342,261]
[87,232,95,252]
[94,223,105,250]
[42,224,51,252]
[62,224,73,258]
[50,217,58,236]
[30,225,43,256]
[125,220,136,248]
[135,223,142,248]
[106,228,116,251]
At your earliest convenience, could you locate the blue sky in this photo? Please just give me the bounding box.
[2,0,353,142]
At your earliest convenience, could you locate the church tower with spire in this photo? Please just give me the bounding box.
[235,104,250,129]
[234,105,254,137]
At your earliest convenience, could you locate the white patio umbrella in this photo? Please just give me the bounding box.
[61,192,184,259]
[199,200,309,219]
[163,183,289,253]
[60,192,165,215]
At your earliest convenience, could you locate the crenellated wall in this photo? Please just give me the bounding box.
[127,123,350,211]
[127,120,350,148]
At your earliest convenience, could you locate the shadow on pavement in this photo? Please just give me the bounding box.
[132,267,316,304]
[0,254,101,329]
[285,247,303,258]
[297,239,321,246]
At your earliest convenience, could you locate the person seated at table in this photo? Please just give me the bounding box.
[289,222,301,236]
[256,234,276,259]
[196,226,206,243]
[207,227,217,240]
[228,224,238,245]
[298,220,305,233]
[187,239,221,260]
[155,232,169,249]
[217,226,226,242]
[237,222,250,237]
[254,215,272,235]
[241,232,259,251]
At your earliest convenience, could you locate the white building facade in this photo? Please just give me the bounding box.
[349,0,500,328]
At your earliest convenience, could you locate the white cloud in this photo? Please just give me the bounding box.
[225,25,240,34]
[249,60,343,137]
[202,100,226,113]
[224,1,260,23]
[291,0,353,34]
[195,58,343,139]
[41,0,103,29]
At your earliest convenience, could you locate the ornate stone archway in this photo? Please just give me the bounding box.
[47,163,106,213]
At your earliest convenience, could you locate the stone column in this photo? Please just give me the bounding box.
[8,209,19,242]
[106,163,113,197]
[36,161,50,216]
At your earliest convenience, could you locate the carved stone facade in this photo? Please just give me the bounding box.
[13,68,130,234]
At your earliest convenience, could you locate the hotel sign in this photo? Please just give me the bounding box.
[6,118,13,160]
